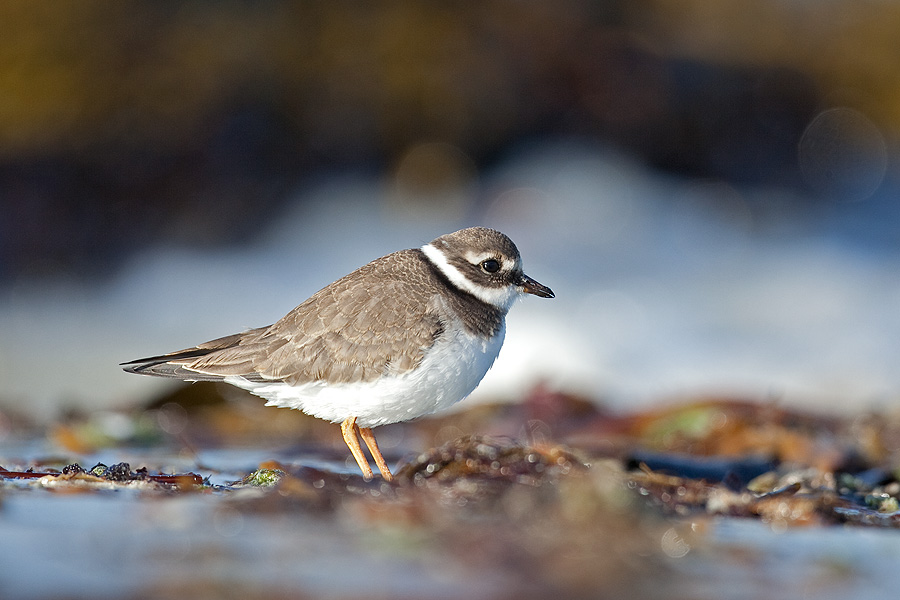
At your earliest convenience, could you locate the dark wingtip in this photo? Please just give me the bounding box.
[120,358,167,375]
[120,347,218,370]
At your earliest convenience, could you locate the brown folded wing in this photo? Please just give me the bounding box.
[122,250,445,385]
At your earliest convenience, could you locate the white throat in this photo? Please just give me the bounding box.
[421,242,518,310]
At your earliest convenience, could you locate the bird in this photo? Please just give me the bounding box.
[122,227,554,481]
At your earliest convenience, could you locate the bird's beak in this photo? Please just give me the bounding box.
[518,274,555,298]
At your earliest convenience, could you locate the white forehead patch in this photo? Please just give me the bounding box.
[422,243,520,310]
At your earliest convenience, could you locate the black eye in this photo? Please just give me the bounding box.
[481,259,501,273]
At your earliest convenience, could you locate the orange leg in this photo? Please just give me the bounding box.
[359,426,393,482]
[340,416,374,480]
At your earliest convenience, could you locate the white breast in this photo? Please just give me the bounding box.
[224,320,506,428]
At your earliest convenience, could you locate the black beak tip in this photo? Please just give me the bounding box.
[521,275,555,299]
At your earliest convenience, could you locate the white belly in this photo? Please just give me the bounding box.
[224,322,506,428]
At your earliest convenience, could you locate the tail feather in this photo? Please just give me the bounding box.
[121,327,269,382]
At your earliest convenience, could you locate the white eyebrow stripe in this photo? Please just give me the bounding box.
[465,252,521,272]
[465,251,495,264]
[421,243,519,310]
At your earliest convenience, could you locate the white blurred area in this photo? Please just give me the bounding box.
[3,134,900,421]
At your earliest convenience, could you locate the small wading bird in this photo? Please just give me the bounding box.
[122,227,554,481]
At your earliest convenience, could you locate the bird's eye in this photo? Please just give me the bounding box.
[481,259,501,273]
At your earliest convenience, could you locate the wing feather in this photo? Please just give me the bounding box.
[121,250,444,386]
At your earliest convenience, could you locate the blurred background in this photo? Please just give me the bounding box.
[2,0,900,422]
